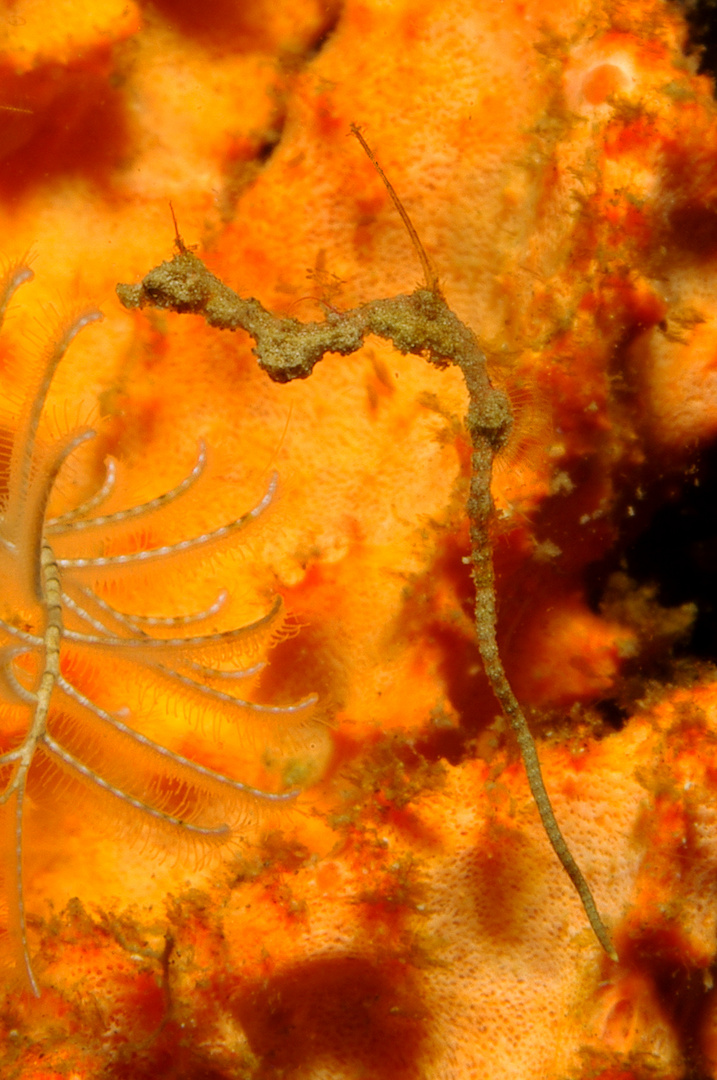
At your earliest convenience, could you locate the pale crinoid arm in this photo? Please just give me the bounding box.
[46,441,207,535]
[0,261,34,330]
[62,592,283,657]
[61,584,269,682]
[63,582,229,634]
[117,134,617,962]
[3,310,103,550]
[55,675,301,802]
[42,732,234,837]
[45,457,117,530]
[57,469,278,570]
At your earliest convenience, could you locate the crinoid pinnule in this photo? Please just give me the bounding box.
[0,262,319,996]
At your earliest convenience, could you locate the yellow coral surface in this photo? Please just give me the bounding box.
[1,0,717,1076]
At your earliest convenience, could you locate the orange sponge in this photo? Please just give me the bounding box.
[0,0,716,1076]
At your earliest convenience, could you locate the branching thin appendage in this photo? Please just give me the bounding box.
[45,458,116,529]
[46,441,206,535]
[71,582,228,630]
[0,266,319,996]
[116,133,618,961]
[57,470,278,570]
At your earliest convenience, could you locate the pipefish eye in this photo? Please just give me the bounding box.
[0,261,321,996]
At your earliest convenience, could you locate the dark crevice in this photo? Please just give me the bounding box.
[676,0,717,82]
[299,2,343,65]
[621,934,716,1080]
[591,697,630,732]
[587,441,717,664]
[232,955,426,1080]
[0,60,130,196]
[207,2,343,223]
[216,117,288,225]
[143,0,342,61]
